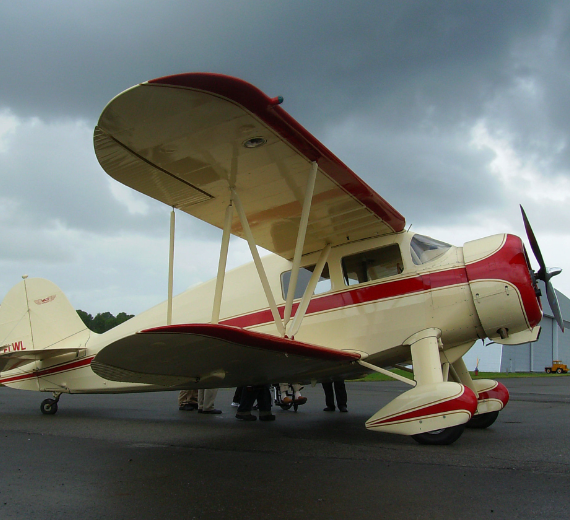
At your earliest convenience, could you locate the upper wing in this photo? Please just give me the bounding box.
[94,73,405,259]
[91,324,363,388]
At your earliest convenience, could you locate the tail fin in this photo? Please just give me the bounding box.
[0,277,89,352]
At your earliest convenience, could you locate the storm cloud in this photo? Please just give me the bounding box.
[1,0,569,313]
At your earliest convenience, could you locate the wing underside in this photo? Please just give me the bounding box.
[92,324,363,388]
[94,73,405,259]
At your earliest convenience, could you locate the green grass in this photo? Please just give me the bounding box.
[349,370,569,382]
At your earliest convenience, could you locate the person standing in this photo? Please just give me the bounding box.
[236,384,275,421]
[322,380,348,412]
[178,389,198,411]
[198,388,222,414]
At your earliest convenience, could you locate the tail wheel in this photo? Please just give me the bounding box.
[40,399,58,415]
[412,424,465,445]
[466,410,499,429]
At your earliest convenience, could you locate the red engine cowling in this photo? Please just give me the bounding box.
[463,234,542,341]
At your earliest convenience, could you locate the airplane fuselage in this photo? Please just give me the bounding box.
[0,230,541,395]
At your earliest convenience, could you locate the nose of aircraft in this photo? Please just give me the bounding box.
[520,205,564,332]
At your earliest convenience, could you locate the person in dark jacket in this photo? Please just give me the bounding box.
[236,384,275,421]
[322,380,348,412]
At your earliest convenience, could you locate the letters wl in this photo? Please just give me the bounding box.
[1,341,25,354]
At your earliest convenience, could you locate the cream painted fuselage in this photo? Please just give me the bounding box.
[1,229,541,396]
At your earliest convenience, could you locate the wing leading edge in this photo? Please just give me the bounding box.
[94,73,405,259]
[91,324,362,388]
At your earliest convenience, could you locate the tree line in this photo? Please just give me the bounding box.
[77,310,134,334]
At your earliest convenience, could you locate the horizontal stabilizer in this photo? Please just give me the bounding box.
[92,324,361,388]
[0,347,87,372]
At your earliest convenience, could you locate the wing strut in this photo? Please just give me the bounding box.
[288,243,331,338]
[167,208,175,325]
[211,201,234,324]
[232,188,286,337]
[283,161,318,329]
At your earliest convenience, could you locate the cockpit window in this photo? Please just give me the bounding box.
[410,234,452,265]
[281,264,331,300]
[342,244,403,286]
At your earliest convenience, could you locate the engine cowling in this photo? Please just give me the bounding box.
[463,234,542,342]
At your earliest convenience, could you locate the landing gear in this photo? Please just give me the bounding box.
[466,410,499,429]
[412,424,466,445]
[40,392,62,415]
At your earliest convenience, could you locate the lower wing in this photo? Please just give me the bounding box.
[92,324,363,388]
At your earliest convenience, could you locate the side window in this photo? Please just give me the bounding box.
[342,244,403,286]
[281,264,331,300]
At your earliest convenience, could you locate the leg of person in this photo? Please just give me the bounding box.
[334,380,348,412]
[292,383,307,405]
[279,383,292,403]
[236,386,257,421]
[178,389,197,411]
[257,385,275,421]
[322,382,335,411]
[188,389,198,407]
[199,388,221,414]
[232,387,243,406]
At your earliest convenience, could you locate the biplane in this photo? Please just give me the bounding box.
[0,73,563,445]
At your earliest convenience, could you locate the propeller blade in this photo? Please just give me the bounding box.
[520,205,564,331]
[546,281,565,332]
[520,205,546,280]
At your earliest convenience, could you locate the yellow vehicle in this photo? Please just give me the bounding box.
[545,361,568,374]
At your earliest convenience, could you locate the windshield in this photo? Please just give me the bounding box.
[410,234,452,265]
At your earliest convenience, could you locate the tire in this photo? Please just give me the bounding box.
[279,403,292,410]
[466,410,499,429]
[556,368,563,374]
[546,368,552,373]
[412,424,465,445]
[40,399,58,415]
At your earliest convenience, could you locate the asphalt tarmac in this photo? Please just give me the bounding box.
[1,378,569,520]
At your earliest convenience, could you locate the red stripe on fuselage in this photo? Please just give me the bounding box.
[0,356,95,385]
[220,268,469,329]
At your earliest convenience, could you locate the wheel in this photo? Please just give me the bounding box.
[412,424,465,445]
[40,399,58,415]
[546,368,552,373]
[466,410,499,429]
[279,403,292,410]
[556,368,563,374]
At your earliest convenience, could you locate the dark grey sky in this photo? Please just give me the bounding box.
[1,0,569,312]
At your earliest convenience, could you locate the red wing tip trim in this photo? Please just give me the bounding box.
[146,73,405,232]
[139,323,361,362]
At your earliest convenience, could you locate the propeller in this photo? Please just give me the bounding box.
[520,205,564,332]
